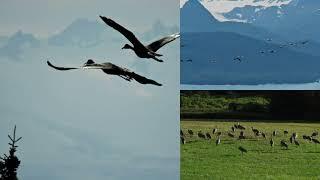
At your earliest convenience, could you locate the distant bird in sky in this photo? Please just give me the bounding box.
[47,60,162,86]
[233,56,243,62]
[99,16,179,62]
[269,50,276,53]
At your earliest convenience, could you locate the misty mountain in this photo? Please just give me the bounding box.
[48,18,178,48]
[181,32,320,85]
[0,31,40,60]
[48,18,110,48]
[0,18,178,62]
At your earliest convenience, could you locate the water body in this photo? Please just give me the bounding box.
[181,82,320,90]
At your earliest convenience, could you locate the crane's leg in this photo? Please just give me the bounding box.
[152,56,164,62]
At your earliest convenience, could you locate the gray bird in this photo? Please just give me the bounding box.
[311,132,318,137]
[312,138,320,144]
[228,132,235,138]
[281,140,289,149]
[292,132,298,139]
[188,129,194,136]
[216,137,221,146]
[212,128,217,134]
[238,125,246,130]
[270,138,274,147]
[206,132,212,140]
[198,131,206,139]
[180,129,184,137]
[47,60,162,86]
[181,136,186,144]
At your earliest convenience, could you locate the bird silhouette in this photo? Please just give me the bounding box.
[99,16,179,62]
[47,60,162,86]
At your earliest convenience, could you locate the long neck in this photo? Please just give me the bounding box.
[126,44,135,51]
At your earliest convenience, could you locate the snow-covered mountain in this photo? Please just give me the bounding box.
[180,0,320,85]
[181,0,293,21]
[181,0,281,41]
[223,0,320,42]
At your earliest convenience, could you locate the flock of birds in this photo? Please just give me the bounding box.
[180,123,320,155]
[47,16,180,86]
[180,39,309,63]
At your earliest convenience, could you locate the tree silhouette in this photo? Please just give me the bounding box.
[0,125,22,180]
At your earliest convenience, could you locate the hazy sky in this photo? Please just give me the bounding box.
[0,1,180,180]
[0,0,179,37]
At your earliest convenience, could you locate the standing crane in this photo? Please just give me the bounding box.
[281,140,289,150]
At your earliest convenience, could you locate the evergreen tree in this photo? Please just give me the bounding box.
[0,125,22,180]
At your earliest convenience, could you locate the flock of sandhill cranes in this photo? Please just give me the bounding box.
[47,16,180,86]
[181,39,309,63]
[181,123,319,155]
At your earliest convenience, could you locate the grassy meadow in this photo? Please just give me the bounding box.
[181,120,320,180]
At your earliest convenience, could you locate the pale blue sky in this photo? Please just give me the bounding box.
[0,0,179,37]
[0,1,180,180]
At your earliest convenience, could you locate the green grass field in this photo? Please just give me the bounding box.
[181,120,320,180]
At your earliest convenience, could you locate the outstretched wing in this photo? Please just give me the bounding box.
[146,33,180,52]
[99,16,146,49]
[47,61,79,71]
[130,72,162,86]
[102,62,162,86]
